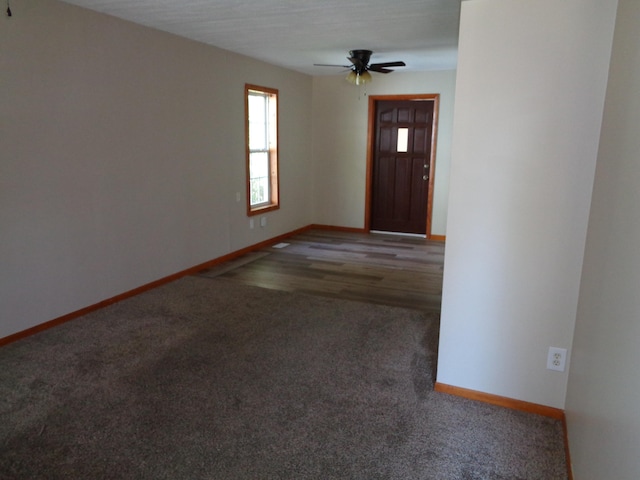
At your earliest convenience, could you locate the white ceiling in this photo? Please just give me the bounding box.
[61,0,462,76]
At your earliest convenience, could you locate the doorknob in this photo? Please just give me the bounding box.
[423,175,429,181]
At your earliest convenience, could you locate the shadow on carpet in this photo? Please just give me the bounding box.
[0,277,566,479]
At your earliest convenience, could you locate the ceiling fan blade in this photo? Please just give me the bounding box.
[314,63,351,68]
[369,61,406,69]
[368,66,394,74]
[317,51,404,75]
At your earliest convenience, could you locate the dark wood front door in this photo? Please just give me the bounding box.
[370,100,434,234]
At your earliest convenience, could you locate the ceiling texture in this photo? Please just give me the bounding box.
[62,0,462,76]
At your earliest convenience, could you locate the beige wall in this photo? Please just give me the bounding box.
[0,0,313,338]
[311,71,456,235]
[1,0,455,339]
[438,0,617,409]
[566,0,640,477]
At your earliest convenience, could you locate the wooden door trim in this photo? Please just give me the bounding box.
[365,94,440,238]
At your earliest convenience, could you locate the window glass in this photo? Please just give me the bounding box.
[246,85,279,214]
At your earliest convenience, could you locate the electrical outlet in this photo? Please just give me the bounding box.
[547,347,567,372]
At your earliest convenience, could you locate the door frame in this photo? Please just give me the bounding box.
[365,94,440,238]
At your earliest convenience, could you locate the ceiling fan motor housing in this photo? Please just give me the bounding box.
[349,49,373,73]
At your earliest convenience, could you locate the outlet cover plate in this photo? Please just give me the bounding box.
[547,347,567,372]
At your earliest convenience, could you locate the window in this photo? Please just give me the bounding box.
[246,84,279,215]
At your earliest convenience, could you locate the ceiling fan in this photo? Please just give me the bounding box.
[315,49,406,85]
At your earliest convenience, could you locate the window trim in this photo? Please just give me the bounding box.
[245,84,279,216]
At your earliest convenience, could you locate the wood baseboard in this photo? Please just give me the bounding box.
[0,221,427,348]
[0,225,314,347]
[434,382,564,419]
[434,382,572,478]
[308,224,367,233]
[562,414,574,480]
[310,223,444,240]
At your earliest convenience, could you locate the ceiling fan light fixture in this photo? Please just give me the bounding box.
[346,69,372,86]
[357,70,372,85]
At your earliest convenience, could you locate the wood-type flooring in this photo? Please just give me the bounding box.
[197,229,444,312]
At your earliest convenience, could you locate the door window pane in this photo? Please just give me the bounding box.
[397,128,409,153]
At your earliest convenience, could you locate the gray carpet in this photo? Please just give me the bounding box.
[0,277,567,479]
